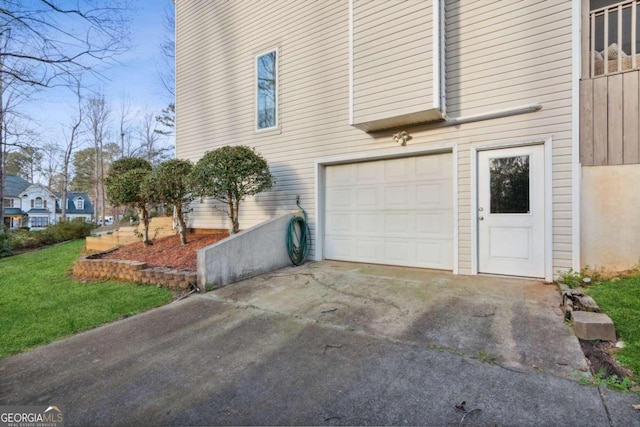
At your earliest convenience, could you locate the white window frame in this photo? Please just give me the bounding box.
[35,197,43,209]
[75,197,84,210]
[255,48,279,132]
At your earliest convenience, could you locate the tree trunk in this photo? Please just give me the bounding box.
[233,198,240,233]
[176,204,188,245]
[94,144,100,224]
[99,137,106,227]
[227,198,239,234]
[141,206,151,246]
[0,58,5,233]
[0,113,4,233]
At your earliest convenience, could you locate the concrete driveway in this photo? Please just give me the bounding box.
[1,261,639,426]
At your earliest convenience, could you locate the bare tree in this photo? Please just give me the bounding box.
[0,1,130,87]
[0,1,129,231]
[0,41,38,228]
[40,143,61,190]
[134,111,172,166]
[157,3,175,98]
[118,94,132,158]
[86,94,110,226]
[59,82,84,221]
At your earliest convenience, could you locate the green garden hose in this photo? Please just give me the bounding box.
[286,199,311,266]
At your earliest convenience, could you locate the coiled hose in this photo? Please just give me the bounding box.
[286,200,311,266]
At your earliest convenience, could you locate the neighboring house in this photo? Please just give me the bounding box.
[175,0,640,280]
[55,193,95,223]
[3,175,30,230]
[2,176,94,229]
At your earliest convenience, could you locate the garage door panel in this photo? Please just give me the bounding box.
[325,237,353,258]
[416,240,452,268]
[416,182,450,208]
[416,212,451,237]
[385,185,410,207]
[325,153,453,270]
[383,213,411,234]
[356,186,380,207]
[356,239,384,261]
[356,162,382,183]
[356,213,380,233]
[326,164,354,185]
[384,240,410,262]
[326,213,352,232]
[416,155,452,178]
[384,157,414,181]
[327,188,353,209]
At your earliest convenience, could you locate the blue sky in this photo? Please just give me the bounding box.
[29,0,174,149]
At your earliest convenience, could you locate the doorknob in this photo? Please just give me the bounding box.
[479,216,484,221]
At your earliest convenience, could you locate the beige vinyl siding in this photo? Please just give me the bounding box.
[352,0,438,130]
[176,0,575,275]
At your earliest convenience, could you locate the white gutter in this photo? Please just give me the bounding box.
[426,104,543,129]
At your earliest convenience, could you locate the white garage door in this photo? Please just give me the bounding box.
[324,153,453,269]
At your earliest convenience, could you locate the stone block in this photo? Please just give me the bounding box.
[572,311,617,341]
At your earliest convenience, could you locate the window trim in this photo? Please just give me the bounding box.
[35,197,43,209]
[255,48,279,132]
[75,197,84,210]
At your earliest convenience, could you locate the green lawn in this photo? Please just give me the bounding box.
[0,240,172,359]
[587,277,640,377]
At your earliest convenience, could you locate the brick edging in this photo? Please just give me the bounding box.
[72,252,197,290]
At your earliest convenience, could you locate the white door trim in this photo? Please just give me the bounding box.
[315,142,459,275]
[470,137,553,282]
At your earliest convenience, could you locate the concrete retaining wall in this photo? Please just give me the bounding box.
[197,212,295,291]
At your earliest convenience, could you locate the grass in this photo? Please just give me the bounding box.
[586,276,640,378]
[0,240,172,359]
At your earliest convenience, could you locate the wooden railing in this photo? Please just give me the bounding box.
[589,0,640,77]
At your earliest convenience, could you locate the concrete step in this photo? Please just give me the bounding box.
[571,311,617,341]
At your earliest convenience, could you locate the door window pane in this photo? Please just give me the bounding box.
[490,155,530,214]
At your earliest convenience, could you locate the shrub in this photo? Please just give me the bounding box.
[190,146,274,234]
[0,233,13,258]
[4,221,95,252]
[44,220,95,242]
[6,229,40,250]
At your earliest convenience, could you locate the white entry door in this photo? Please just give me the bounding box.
[477,145,545,278]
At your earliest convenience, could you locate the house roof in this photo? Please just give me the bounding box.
[27,208,51,215]
[3,207,24,216]
[55,192,94,215]
[3,175,30,197]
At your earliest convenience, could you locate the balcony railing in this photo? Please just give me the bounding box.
[589,0,640,77]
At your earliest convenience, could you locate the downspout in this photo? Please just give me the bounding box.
[434,0,446,118]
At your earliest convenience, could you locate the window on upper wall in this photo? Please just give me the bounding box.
[256,50,278,131]
[3,198,13,208]
[75,198,84,210]
[34,197,43,209]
